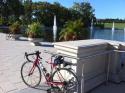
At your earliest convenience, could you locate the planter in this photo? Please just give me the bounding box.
[28,37,43,46]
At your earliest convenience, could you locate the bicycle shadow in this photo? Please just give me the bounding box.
[33,84,61,93]
[33,84,50,91]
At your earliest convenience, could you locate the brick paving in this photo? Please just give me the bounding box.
[0,33,55,93]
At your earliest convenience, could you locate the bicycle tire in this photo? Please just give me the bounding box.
[21,61,41,88]
[52,68,79,93]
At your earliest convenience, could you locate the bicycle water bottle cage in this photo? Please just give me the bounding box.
[54,56,64,65]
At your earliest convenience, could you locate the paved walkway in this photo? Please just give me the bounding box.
[0,33,55,93]
[1,33,125,93]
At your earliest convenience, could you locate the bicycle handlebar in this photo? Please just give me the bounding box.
[25,51,42,62]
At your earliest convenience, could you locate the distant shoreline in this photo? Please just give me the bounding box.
[95,22,125,30]
[94,27,124,30]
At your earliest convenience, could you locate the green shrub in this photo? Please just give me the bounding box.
[26,22,45,38]
[9,21,21,34]
[59,19,89,41]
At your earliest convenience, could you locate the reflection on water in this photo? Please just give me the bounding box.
[93,29,125,42]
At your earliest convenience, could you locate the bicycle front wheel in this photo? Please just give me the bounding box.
[52,68,79,93]
[21,61,41,88]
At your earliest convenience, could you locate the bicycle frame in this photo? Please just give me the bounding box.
[28,54,65,86]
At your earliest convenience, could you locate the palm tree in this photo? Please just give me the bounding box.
[59,19,89,41]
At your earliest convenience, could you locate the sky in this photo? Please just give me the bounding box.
[33,0,125,19]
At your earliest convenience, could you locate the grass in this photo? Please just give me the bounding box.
[104,23,125,30]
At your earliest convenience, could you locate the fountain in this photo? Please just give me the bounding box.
[90,19,93,39]
[124,27,125,41]
[53,15,57,42]
[111,22,115,40]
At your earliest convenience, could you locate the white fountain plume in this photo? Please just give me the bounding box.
[111,22,115,40]
[90,19,93,39]
[112,22,115,31]
[124,27,125,41]
[53,15,57,42]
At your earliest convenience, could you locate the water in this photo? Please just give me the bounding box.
[93,29,125,42]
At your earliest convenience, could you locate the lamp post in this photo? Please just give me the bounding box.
[53,15,57,42]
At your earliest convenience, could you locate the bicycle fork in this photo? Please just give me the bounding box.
[28,60,38,76]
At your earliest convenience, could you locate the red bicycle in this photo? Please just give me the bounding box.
[21,50,79,93]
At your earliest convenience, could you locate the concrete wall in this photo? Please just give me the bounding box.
[54,39,125,93]
[108,43,125,83]
[54,39,109,93]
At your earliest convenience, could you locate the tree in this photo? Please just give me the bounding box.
[72,2,95,27]
[32,2,71,27]
[69,9,81,21]
[0,0,24,24]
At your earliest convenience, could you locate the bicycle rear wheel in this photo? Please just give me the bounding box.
[52,68,79,93]
[21,61,41,88]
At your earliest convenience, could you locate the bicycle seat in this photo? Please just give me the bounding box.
[54,56,64,65]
